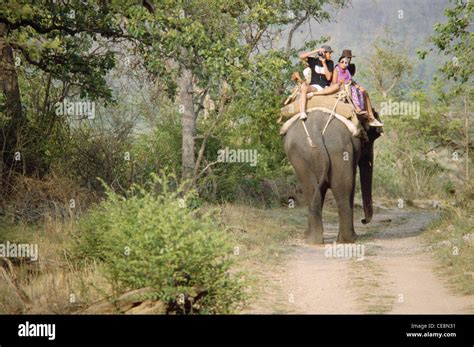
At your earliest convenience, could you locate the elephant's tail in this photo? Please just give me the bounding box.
[309,117,330,189]
[318,132,330,189]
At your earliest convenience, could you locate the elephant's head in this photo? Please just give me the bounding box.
[358,119,382,224]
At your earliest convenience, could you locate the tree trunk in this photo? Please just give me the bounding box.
[464,95,469,182]
[0,23,23,190]
[178,66,196,179]
[285,13,308,56]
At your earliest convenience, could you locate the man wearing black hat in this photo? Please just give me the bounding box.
[298,45,335,120]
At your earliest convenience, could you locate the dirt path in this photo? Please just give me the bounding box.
[247,207,474,314]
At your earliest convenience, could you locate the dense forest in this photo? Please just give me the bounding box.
[0,0,472,315]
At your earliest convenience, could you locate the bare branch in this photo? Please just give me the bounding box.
[286,11,309,55]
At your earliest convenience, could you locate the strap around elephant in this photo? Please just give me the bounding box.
[321,91,348,135]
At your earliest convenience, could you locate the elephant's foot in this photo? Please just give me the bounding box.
[337,232,358,244]
[306,231,324,244]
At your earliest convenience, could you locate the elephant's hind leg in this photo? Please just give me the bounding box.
[306,184,327,244]
[286,143,327,244]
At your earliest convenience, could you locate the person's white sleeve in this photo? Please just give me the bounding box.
[303,67,311,82]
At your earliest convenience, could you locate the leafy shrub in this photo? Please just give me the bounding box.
[54,123,134,194]
[131,115,182,184]
[73,173,246,314]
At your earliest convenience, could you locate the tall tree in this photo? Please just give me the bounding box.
[139,0,346,180]
[0,1,152,188]
[1,0,348,187]
[421,0,473,182]
[363,37,413,100]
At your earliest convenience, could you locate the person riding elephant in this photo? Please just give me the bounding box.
[298,45,334,120]
[332,50,383,127]
[331,51,383,127]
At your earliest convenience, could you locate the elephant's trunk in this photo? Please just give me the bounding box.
[359,141,374,224]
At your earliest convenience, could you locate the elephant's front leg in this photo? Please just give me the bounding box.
[306,186,326,244]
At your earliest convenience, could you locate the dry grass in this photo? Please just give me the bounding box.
[423,203,474,295]
[0,173,108,314]
[8,198,459,314]
[3,173,98,223]
[1,202,311,314]
[0,216,110,314]
[221,202,341,313]
[222,203,303,313]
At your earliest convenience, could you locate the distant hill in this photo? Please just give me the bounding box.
[288,0,450,88]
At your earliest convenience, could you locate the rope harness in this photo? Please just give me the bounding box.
[321,90,349,135]
[300,118,316,148]
[301,89,350,147]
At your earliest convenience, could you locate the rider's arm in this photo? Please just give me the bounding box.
[331,67,338,85]
[299,48,322,62]
[322,60,331,81]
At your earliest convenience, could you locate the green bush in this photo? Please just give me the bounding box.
[56,124,133,193]
[131,115,182,184]
[73,173,246,314]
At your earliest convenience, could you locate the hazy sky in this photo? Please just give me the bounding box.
[290,0,450,84]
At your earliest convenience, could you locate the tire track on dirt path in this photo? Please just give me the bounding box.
[364,209,474,314]
[249,207,474,313]
[279,226,360,313]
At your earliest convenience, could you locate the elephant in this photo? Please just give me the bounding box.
[283,110,381,243]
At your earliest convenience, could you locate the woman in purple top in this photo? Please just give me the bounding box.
[333,56,366,113]
[331,50,383,127]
